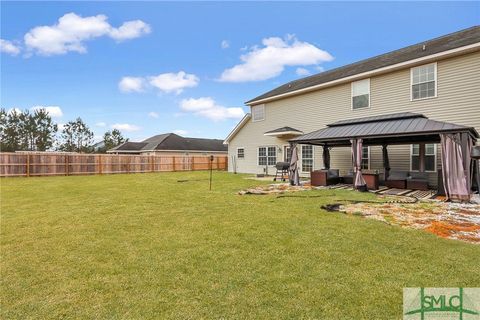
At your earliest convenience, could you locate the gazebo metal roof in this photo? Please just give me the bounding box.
[290,112,479,147]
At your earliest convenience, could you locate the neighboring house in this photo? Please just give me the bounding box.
[92,141,106,152]
[224,26,480,187]
[108,133,227,156]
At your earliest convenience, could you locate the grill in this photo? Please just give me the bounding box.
[274,162,290,181]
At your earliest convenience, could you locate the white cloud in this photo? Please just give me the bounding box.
[219,35,333,82]
[180,97,245,121]
[221,40,230,49]
[148,111,159,118]
[0,39,21,55]
[119,76,146,93]
[31,106,63,118]
[119,71,199,95]
[24,12,150,56]
[108,20,151,41]
[148,71,199,94]
[296,67,311,76]
[95,122,106,127]
[173,129,188,136]
[111,123,141,132]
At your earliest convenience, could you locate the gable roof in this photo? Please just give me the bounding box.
[223,113,251,144]
[109,133,227,153]
[290,112,479,146]
[247,26,480,105]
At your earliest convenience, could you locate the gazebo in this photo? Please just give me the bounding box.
[289,112,479,202]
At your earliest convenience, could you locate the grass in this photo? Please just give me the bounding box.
[1,171,479,319]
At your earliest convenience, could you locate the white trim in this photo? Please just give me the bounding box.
[351,78,371,110]
[247,42,480,106]
[223,113,251,144]
[410,143,437,172]
[300,144,315,173]
[236,147,245,160]
[251,104,265,122]
[410,62,438,101]
[257,145,277,167]
[264,130,303,137]
[283,144,291,162]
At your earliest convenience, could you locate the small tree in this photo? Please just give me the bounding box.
[33,109,58,151]
[0,109,24,152]
[59,117,94,153]
[100,129,128,153]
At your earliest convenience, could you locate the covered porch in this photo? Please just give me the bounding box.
[289,112,479,202]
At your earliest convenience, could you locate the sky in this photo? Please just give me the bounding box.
[1,1,479,142]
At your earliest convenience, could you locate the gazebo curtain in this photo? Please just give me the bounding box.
[322,146,330,170]
[440,132,473,201]
[289,144,300,186]
[351,139,367,191]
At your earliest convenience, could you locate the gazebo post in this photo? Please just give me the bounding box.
[382,144,390,181]
[322,145,330,170]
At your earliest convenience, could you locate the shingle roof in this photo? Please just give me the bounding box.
[290,112,479,146]
[264,126,303,134]
[247,26,480,104]
[109,133,227,152]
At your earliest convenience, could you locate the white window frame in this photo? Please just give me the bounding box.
[283,144,292,163]
[236,147,245,160]
[300,145,314,173]
[351,78,371,110]
[361,146,370,170]
[410,143,437,172]
[257,146,276,166]
[410,62,437,101]
[251,104,265,122]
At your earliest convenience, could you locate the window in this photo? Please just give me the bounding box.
[258,146,276,166]
[301,145,313,172]
[411,144,436,172]
[361,146,369,170]
[237,148,245,159]
[251,104,265,122]
[351,79,370,109]
[411,63,436,100]
[425,144,436,172]
[284,146,291,163]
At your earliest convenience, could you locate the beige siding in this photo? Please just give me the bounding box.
[228,51,480,187]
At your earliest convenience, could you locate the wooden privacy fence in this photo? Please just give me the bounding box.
[0,152,228,177]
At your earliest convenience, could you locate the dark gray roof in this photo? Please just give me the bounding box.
[265,126,303,134]
[247,26,480,104]
[290,112,479,146]
[109,133,227,152]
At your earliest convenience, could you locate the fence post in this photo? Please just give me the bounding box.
[216,156,220,170]
[191,156,195,171]
[152,156,155,172]
[26,154,30,177]
[65,155,69,176]
[98,155,102,175]
[172,156,176,171]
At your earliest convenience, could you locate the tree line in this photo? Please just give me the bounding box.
[0,108,127,153]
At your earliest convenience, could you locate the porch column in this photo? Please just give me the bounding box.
[351,139,367,191]
[382,144,391,181]
[440,132,473,201]
[322,145,330,170]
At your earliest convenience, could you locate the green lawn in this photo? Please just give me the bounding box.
[1,171,479,319]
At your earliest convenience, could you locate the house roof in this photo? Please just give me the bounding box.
[247,26,480,105]
[223,113,251,144]
[290,112,479,147]
[264,126,303,134]
[109,133,227,153]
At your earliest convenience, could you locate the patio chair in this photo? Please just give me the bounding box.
[385,170,408,189]
[311,169,341,186]
[407,171,429,190]
[342,169,354,185]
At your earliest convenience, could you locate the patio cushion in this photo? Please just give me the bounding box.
[409,171,428,180]
[388,170,408,180]
[328,169,339,178]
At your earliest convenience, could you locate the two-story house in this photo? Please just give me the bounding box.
[224,26,480,188]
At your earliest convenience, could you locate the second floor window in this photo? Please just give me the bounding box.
[411,63,436,100]
[251,104,265,122]
[351,79,370,109]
